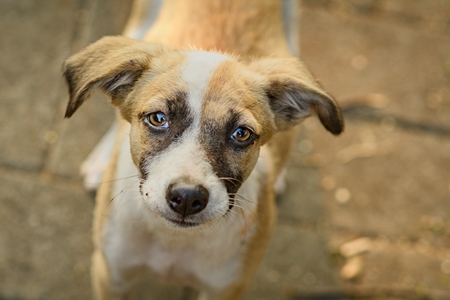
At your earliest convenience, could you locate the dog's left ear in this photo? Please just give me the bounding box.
[63,36,170,120]
[250,58,344,135]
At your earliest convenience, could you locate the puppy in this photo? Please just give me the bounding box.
[63,0,343,299]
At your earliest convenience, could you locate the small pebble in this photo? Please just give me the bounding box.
[340,237,372,257]
[366,93,389,108]
[340,255,363,280]
[335,188,351,204]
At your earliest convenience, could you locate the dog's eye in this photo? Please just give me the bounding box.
[146,112,168,128]
[231,127,253,143]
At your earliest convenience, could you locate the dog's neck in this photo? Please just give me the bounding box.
[145,0,291,57]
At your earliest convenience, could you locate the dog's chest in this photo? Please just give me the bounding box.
[104,132,258,290]
[144,227,244,288]
[106,203,247,290]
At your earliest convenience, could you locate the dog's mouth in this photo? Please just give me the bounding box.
[165,217,201,228]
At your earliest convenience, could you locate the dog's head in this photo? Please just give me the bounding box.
[63,36,343,229]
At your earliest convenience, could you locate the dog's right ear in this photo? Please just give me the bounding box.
[63,36,167,120]
[249,58,344,135]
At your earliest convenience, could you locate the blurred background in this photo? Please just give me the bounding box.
[0,0,449,299]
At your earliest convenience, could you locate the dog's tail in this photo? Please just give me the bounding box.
[123,0,163,39]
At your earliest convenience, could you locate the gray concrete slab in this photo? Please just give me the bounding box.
[0,0,78,171]
[0,169,93,300]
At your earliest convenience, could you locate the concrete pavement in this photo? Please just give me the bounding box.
[1,0,449,299]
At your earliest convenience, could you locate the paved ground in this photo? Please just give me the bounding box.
[1,0,449,299]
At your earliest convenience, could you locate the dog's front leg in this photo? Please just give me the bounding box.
[92,249,125,300]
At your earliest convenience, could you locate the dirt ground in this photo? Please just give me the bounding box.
[0,0,449,299]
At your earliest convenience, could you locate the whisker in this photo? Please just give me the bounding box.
[228,193,254,204]
[86,174,140,186]
[102,179,140,217]
[223,210,239,227]
[232,203,256,222]
[231,202,248,210]
[227,200,253,252]
[205,219,220,237]
[233,193,260,224]
[219,177,242,183]
[113,194,140,215]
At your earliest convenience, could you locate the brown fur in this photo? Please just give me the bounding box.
[63,1,344,299]
[144,0,290,56]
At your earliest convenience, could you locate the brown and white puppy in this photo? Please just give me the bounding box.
[63,0,343,299]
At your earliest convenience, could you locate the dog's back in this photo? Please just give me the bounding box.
[126,0,298,56]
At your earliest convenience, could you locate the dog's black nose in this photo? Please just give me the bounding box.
[166,184,209,217]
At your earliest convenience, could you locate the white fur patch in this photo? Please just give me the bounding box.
[181,51,230,123]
